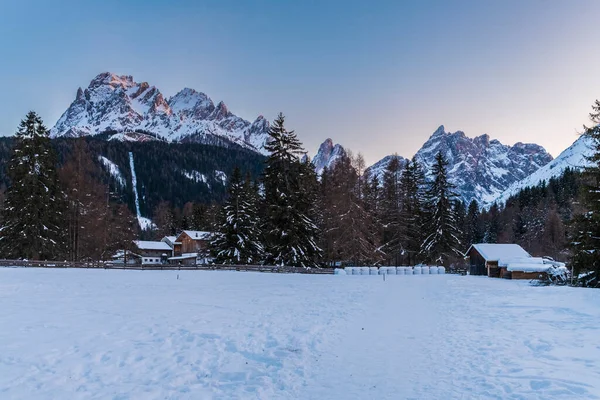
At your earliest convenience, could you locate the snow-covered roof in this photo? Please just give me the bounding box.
[180,230,212,241]
[161,236,180,246]
[501,257,566,272]
[168,253,198,261]
[465,244,530,261]
[133,240,173,251]
[498,256,542,267]
[506,264,550,273]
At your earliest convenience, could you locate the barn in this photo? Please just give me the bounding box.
[463,244,531,277]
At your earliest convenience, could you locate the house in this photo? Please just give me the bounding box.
[133,240,174,265]
[161,235,181,254]
[175,230,212,254]
[167,231,213,265]
[464,243,567,280]
[463,244,531,277]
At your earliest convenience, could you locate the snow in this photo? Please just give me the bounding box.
[215,170,227,185]
[137,216,156,231]
[1,269,599,399]
[133,240,173,251]
[182,230,212,240]
[183,170,208,185]
[98,156,126,187]
[493,134,593,206]
[129,152,155,231]
[506,264,550,273]
[467,243,531,261]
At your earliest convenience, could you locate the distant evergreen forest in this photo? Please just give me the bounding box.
[0,136,266,218]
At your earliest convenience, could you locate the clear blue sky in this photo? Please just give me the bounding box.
[1,0,599,164]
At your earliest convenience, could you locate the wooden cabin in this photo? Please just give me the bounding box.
[463,244,531,278]
[174,230,212,255]
[166,231,213,265]
[132,240,174,265]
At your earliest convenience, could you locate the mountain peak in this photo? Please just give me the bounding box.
[50,72,271,152]
[432,125,446,137]
[312,138,346,175]
[367,127,553,206]
[90,72,136,90]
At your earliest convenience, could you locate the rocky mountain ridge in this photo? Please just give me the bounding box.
[50,72,270,153]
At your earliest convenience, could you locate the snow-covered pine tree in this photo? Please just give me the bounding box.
[420,151,462,265]
[570,100,600,287]
[262,113,322,267]
[0,112,67,260]
[211,167,264,265]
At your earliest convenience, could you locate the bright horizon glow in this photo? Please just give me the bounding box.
[1,0,599,164]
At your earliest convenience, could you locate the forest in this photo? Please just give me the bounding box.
[1,104,600,287]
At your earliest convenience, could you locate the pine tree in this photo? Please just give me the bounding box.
[262,113,322,267]
[399,157,427,265]
[211,167,264,264]
[320,154,381,266]
[454,200,467,250]
[465,200,483,245]
[380,156,402,265]
[484,203,501,243]
[0,112,67,260]
[421,151,462,264]
[570,100,600,287]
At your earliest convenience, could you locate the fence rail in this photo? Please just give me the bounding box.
[0,260,334,274]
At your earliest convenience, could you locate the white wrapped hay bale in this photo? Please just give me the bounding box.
[421,266,430,274]
[429,266,439,274]
[369,267,379,275]
[438,266,446,274]
[396,267,405,275]
[413,266,422,275]
[378,267,386,275]
[360,267,370,275]
[334,268,347,275]
[353,267,362,275]
[387,267,397,275]
[345,267,354,275]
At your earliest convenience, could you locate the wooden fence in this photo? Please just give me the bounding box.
[0,259,334,274]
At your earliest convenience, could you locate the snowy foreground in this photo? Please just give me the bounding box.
[1,269,600,400]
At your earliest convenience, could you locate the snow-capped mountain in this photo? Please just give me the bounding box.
[312,139,346,175]
[366,125,553,206]
[364,154,408,181]
[493,134,592,206]
[51,72,270,153]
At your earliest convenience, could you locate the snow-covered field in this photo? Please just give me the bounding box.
[1,269,599,400]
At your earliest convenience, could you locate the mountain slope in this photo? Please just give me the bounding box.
[50,73,270,153]
[365,125,553,206]
[493,134,592,206]
[312,139,346,175]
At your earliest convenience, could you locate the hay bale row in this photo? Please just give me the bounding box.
[343,266,446,275]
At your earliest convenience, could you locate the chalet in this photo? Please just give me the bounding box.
[175,230,212,254]
[133,240,174,265]
[167,230,213,265]
[463,244,531,278]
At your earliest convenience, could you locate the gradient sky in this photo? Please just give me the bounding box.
[1,0,600,164]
